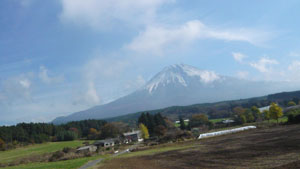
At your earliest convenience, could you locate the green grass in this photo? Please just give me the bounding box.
[2,154,107,169]
[0,140,88,164]
[268,116,288,123]
[209,118,230,123]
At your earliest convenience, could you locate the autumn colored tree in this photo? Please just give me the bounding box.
[139,123,149,139]
[288,101,296,107]
[233,107,245,115]
[87,128,100,140]
[154,125,167,136]
[269,103,283,123]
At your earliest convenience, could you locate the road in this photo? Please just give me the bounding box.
[78,143,140,169]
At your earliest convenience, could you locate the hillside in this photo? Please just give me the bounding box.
[106,90,300,123]
[52,64,298,124]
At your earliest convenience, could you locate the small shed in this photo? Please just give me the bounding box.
[94,139,116,148]
[76,145,97,153]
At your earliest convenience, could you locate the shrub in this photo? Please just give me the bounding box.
[49,151,65,162]
[0,138,5,150]
[288,113,300,124]
[62,147,74,153]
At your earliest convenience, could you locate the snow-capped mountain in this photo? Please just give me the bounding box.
[52,64,296,124]
[145,64,221,93]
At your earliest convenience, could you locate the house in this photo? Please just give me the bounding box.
[222,119,235,124]
[76,145,97,153]
[175,119,189,124]
[93,138,116,148]
[123,130,142,143]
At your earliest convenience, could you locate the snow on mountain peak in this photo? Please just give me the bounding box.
[145,64,220,93]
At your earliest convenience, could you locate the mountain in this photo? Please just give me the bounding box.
[52,64,297,124]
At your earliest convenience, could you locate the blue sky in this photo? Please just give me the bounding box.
[1,0,300,125]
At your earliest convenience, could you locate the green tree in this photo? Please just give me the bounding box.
[263,109,270,122]
[251,106,261,121]
[269,103,283,123]
[189,114,209,128]
[288,101,296,107]
[139,123,149,139]
[0,138,5,150]
[245,109,255,123]
[100,123,120,139]
[234,114,247,124]
[179,117,186,130]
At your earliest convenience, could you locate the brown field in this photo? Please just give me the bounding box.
[99,124,300,169]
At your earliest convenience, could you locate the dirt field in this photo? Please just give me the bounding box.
[99,124,300,169]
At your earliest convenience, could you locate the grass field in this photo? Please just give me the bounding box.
[99,124,300,169]
[0,140,88,164]
[2,154,107,169]
[209,118,230,123]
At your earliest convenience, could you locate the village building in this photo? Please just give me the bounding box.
[93,138,116,148]
[123,130,142,143]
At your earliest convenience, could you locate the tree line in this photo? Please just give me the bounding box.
[0,119,129,151]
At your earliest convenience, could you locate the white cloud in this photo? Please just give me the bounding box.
[86,81,100,104]
[125,75,146,91]
[232,52,247,63]
[39,66,64,84]
[249,57,278,73]
[236,71,249,79]
[59,0,174,29]
[288,61,300,71]
[126,20,271,55]
[19,79,31,89]
[0,75,33,104]
[84,58,129,81]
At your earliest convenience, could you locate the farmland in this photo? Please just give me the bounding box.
[0,140,87,164]
[98,124,300,169]
[2,155,106,169]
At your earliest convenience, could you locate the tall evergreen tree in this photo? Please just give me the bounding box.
[179,117,186,130]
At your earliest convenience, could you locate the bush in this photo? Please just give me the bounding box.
[49,151,65,162]
[0,138,5,150]
[62,147,74,153]
[288,113,300,124]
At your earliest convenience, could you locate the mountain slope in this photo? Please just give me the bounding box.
[52,64,297,124]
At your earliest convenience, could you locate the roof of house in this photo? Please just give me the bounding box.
[93,138,116,145]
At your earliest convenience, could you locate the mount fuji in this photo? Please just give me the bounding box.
[52,64,295,124]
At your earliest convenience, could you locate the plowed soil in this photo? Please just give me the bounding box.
[99,124,300,169]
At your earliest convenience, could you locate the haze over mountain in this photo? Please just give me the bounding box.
[52,64,297,124]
